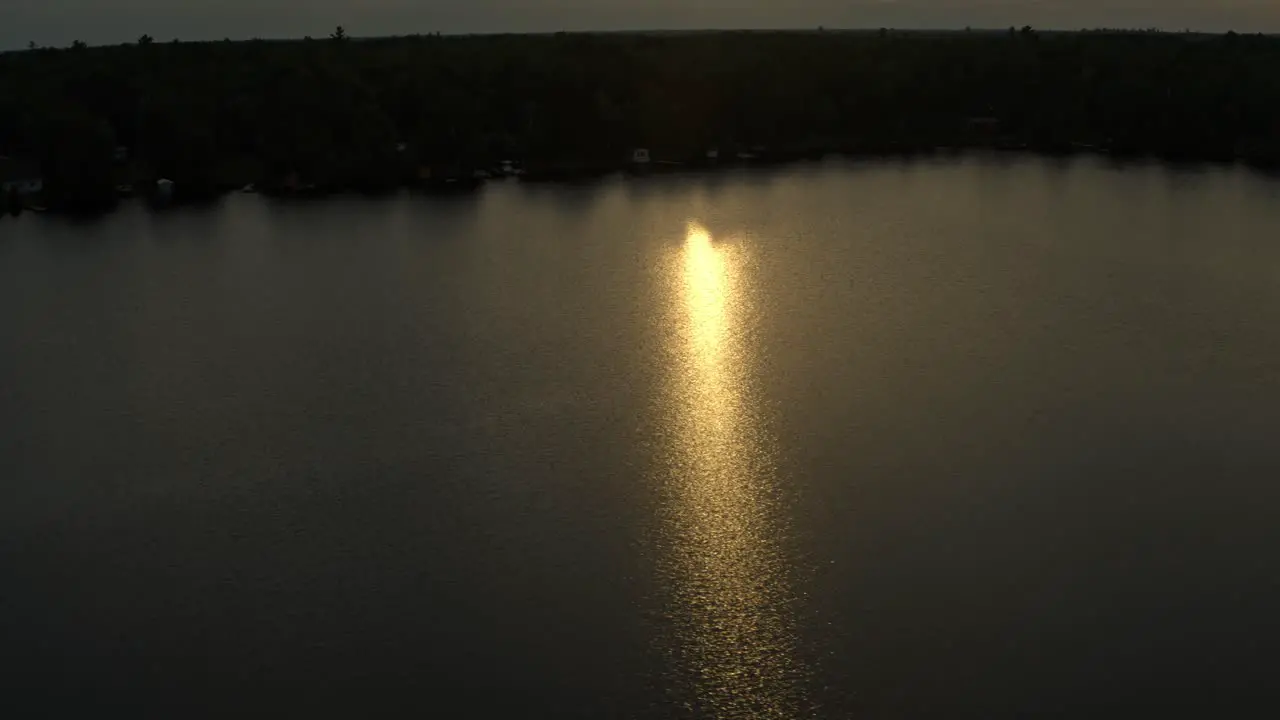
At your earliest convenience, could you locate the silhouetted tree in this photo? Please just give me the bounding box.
[331,26,347,42]
[2,29,1280,210]
[6,187,22,216]
[40,113,117,212]
[138,35,153,46]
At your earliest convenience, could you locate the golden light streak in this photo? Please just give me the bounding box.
[657,221,810,719]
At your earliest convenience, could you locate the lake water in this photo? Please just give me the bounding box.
[4,156,1280,717]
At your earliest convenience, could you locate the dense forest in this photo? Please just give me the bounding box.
[3,28,1280,212]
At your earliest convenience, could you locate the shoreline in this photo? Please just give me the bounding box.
[10,141,1280,220]
[6,144,1279,221]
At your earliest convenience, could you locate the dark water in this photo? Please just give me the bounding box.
[4,156,1280,717]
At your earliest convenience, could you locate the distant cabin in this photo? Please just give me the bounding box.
[0,156,43,196]
[631,148,651,165]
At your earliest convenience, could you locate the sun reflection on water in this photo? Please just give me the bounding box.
[658,221,809,719]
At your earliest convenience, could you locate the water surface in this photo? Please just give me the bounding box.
[4,156,1280,717]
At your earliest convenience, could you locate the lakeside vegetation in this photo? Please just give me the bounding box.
[4,28,1280,213]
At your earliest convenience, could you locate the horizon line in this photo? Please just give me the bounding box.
[6,25,1272,52]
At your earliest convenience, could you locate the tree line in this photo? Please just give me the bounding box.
[3,28,1280,212]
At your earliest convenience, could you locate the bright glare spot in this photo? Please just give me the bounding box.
[684,222,729,365]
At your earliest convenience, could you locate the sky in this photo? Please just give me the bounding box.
[5,1,1280,49]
